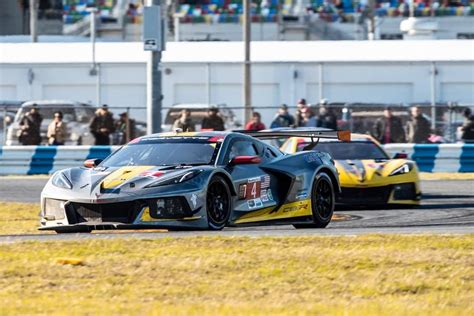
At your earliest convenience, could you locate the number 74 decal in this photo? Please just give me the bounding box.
[239,175,271,200]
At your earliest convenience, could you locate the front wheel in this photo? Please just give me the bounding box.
[293,172,335,229]
[206,176,232,230]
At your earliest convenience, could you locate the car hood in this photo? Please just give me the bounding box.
[335,159,412,184]
[53,165,206,199]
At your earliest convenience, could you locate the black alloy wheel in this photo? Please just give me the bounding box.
[206,176,232,230]
[294,172,335,229]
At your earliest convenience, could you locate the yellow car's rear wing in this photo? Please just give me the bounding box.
[236,128,351,142]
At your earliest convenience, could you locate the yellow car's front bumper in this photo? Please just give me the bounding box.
[337,181,421,206]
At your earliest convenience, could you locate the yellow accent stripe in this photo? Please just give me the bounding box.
[101,166,154,189]
[140,207,202,222]
[235,199,312,224]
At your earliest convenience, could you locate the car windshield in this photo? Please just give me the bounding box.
[101,137,220,167]
[297,141,388,160]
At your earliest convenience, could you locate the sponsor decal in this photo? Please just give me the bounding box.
[141,171,165,178]
[281,201,309,213]
[261,175,271,188]
[247,198,263,209]
[296,190,308,200]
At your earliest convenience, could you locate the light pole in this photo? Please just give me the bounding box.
[87,7,100,106]
[144,0,164,134]
[243,0,252,124]
[29,0,38,42]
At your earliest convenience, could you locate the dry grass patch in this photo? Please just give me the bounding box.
[419,172,474,180]
[0,202,46,235]
[0,235,473,315]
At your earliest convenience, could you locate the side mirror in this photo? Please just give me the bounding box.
[230,155,261,165]
[393,152,408,159]
[83,158,103,168]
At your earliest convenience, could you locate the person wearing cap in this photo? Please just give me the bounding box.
[245,112,266,131]
[372,106,406,144]
[459,107,474,143]
[201,107,225,131]
[47,111,68,146]
[89,104,115,145]
[19,103,43,145]
[316,103,337,130]
[114,112,136,145]
[295,98,308,127]
[173,109,195,132]
[270,104,295,128]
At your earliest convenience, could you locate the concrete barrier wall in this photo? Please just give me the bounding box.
[0,144,473,175]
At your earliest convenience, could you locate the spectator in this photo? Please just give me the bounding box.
[114,112,136,145]
[89,104,115,145]
[19,103,43,145]
[301,107,317,127]
[371,106,406,144]
[201,107,225,131]
[172,109,195,132]
[295,98,308,127]
[316,101,337,130]
[407,106,431,143]
[459,107,474,143]
[245,112,266,131]
[270,104,295,128]
[47,111,68,146]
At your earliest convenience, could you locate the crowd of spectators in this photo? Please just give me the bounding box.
[243,100,474,144]
[16,101,474,146]
[17,103,137,146]
[61,0,474,26]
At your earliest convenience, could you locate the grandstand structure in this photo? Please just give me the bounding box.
[1,1,473,40]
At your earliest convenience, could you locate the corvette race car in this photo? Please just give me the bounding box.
[281,134,421,206]
[39,129,350,233]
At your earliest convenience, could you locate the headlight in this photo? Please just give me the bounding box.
[51,172,73,189]
[390,163,413,176]
[146,170,202,188]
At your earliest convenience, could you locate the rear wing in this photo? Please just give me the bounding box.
[235,128,351,142]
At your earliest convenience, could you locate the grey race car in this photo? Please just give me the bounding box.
[39,129,349,233]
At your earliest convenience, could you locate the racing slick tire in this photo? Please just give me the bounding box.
[293,172,335,229]
[206,175,232,230]
[54,226,92,234]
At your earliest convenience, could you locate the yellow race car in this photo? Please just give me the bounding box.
[281,134,421,206]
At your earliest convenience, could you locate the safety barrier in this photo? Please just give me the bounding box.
[0,144,473,175]
[384,144,474,173]
[0,146,118,175]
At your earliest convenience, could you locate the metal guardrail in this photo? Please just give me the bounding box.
[2,103,473,145]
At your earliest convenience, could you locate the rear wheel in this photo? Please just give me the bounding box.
[293,172,335,229]
[206,176,232,230]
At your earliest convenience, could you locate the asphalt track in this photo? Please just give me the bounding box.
[0,177,473,242]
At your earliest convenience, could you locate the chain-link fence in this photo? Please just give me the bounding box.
[1,101,473,145]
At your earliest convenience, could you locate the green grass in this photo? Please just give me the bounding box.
[0,235,473,315]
